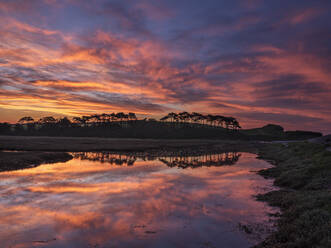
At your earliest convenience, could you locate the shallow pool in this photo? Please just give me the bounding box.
[0,151,277,248]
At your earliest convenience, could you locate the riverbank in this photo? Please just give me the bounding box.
[0,135,258,171]
[0,151,73,171]
[255,142,331,248]
[0,135,258,152]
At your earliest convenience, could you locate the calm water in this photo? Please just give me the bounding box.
[0,151,277,248]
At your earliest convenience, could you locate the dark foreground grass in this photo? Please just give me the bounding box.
[255,142,331,248]
[0,151,73,171]
[0,135,257,152]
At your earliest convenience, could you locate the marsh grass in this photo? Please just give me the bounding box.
[255,143,331,248]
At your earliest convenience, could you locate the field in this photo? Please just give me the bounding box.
[0,135,258,152]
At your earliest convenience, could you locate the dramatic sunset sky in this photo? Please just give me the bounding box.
[0,0,330,133]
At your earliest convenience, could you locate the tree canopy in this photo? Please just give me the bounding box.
[14,111,241,130]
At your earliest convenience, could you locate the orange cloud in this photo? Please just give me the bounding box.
[0,2,330,133]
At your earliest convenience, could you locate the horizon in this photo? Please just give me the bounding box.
[0,0,330,134]
[1,111,323,134]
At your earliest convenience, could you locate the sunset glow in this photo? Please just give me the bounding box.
[0,0,330,133]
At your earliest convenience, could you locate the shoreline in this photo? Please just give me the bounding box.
[254,142,331,248]
[0,136,329,247]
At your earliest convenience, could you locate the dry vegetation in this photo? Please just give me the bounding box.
[255,142,331,248]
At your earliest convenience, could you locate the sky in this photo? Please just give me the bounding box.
[0,0,330,133]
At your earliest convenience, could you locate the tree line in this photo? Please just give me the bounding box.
[15,111,241,130]
[17,112,137,128]
[160,112,241,130]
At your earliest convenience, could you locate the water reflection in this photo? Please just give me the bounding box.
[159,152,240,168]
[73,151,241,168]
[0,151,277,248]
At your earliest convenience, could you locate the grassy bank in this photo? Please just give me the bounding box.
[255,142,331,248]
[0,151,73,171]
[0,135,258,152]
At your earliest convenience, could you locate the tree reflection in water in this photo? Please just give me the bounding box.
[0,152,277,248]
[72,151,241,168]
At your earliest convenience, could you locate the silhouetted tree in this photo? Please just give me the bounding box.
[39,116,56,124]
[128,112,137,121]
[18,116,34,124]
[110,113,117,122]
[100,113,109,124]
[57,117,72,128]
[72,117,85,126]
[159,111,241,130]
[160,116,168,121]
[179,112,190,126]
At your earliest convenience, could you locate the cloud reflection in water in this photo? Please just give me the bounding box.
[0,152,277,248]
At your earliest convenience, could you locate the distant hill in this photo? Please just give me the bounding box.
[243,124,322,140]
[242,124,284,136]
